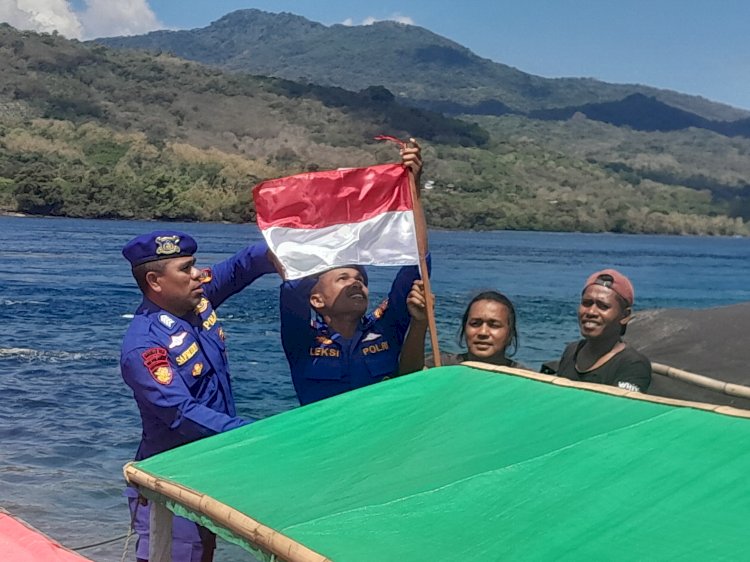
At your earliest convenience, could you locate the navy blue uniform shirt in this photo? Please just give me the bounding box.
[280,261,427,405]
[121,242,274,460]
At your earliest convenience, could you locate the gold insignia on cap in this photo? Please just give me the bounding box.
[155,235,181,256]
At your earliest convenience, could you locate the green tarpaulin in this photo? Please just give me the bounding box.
[130,366,750,561]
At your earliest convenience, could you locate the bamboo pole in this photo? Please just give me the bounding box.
[461,361,750,419]
[408,169,441,366]
[651,361,750,400]
[123,463,332,562]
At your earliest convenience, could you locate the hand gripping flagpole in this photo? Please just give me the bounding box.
[407,167,442,367]
[376,135,442,368]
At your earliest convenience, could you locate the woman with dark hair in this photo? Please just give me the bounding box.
[398,284,524,372]
[432,290,523,367]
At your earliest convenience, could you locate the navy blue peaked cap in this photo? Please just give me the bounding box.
[122,230,197,267]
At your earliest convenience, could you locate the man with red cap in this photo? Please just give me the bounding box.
[554,269,651,393]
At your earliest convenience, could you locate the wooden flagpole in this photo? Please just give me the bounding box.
[408,170,442,367]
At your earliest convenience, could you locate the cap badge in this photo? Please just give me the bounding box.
[155,235,181,256]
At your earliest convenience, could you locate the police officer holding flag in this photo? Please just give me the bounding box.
[120,230,277,562]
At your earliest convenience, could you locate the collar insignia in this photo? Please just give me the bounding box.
[159,314,176,328]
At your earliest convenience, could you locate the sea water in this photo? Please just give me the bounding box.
[1,216,748,561]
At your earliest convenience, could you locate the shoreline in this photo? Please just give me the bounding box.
[1,212,747,238]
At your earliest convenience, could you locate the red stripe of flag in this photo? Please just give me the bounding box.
[253,163,413,230]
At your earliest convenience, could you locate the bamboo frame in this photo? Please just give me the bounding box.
[461,361,750,419]
[407,170,441,366]
[651,361,750,400]
[123,463,332,562]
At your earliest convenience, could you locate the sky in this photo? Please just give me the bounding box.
[3,0,750,111]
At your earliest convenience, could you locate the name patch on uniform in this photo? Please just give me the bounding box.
[176,342,199,365]
[142,347,172,385]
[362,341,389,355]
[168,331,188,349]
[195,298,209,314]
[159,314,175,328]
[192,362,204,377]
[309,347,341,358]
[202,311,217,331]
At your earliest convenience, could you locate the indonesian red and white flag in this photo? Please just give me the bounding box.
[253,163,419,280]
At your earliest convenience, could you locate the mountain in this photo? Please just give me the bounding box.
[94,8,749,125]
[1,25,749,235]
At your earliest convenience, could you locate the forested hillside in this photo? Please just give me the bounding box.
[96,9,750,123]
[1,25,748,235]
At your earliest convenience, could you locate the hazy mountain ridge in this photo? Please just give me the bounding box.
[1,24,748,235]
[94,8,750,126]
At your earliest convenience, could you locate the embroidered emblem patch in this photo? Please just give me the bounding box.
[159,314,175,329]
[373,298,389,319]
[168,332,188,349]
[192,362,204,377]
[142,347,172,385]
[155,235,181,256]
[195,298,209,314]
[315,335,334,345]
[153,366,173,384]
[362,332,383,343]
[176,342,199,366]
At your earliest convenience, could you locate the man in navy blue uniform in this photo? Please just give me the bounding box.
[120,230,276,562]
[280,264,428,405]
[279,142,428,405]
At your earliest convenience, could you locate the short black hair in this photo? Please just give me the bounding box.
[132,259,168,293]
[459,290,519,356]
[580,286,631,336]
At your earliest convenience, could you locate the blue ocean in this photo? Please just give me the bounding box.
[1,216,749,561]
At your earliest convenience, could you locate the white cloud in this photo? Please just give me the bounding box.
[0,0,163,39]
[78,0,161,39]
[1,0,83,38]
[341,13,415,27]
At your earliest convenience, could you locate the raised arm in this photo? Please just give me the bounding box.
[202,241,277,308]
[279,276,317,364]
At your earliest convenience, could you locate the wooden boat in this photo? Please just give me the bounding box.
[125,363,750,561]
